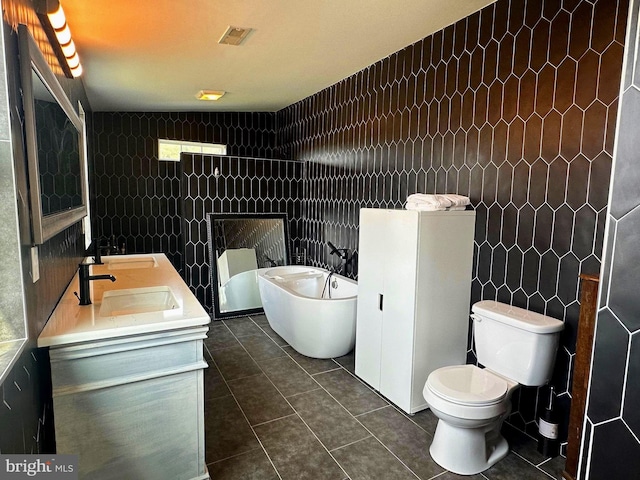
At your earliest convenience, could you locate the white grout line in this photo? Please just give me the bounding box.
[284,386,323,399]
[205,321,284,480]
[281,346,343,375]
[310,366,343,376]
[252,412,298,428]
[210,318,558,480]
[429,471,454,479]
[353,403,390,418]
[224,317,353,479]
[328,434,374,454]
[250,316,291,348]
[510,450,556,479]
[618,328,634,418]
[266,335,426,480]
[205,446,265,468]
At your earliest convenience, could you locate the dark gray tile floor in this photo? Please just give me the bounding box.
[204,315,564,480]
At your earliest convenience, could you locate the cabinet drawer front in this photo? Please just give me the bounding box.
[50,330,206,396]
[54,370,205,479]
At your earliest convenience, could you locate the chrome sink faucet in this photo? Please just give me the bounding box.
[75,262,116,305]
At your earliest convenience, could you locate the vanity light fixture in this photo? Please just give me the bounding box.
[37,0,83,78]
[196,90,225,101]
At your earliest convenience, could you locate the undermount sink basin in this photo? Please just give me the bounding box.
[99,286,179,317]
[104,256,159,270]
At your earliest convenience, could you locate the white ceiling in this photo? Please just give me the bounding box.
[63,0,495,112]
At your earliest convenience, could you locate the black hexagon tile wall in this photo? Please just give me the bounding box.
[91,0,629,454]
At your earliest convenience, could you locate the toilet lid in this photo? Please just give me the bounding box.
[427,365,508,405]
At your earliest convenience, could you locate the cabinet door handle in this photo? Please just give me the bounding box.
[378,294,383,311]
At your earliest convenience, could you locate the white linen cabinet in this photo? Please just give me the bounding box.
[355,208,476,413]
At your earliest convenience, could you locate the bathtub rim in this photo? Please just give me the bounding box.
[258,266,357,301]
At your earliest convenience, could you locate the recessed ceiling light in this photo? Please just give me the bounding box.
[218,26,252,46]
[196,90,225,101]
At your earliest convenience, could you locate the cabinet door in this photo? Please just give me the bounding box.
[378,211,419,412]
[355,209,387,389]
[410,212,475,410]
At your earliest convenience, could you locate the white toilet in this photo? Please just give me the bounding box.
[422,300,564,475]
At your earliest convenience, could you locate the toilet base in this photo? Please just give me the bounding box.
[429,418,509,475]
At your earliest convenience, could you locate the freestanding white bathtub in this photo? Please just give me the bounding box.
[257,266,358,358]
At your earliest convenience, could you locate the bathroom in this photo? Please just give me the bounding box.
[0,0,638,479]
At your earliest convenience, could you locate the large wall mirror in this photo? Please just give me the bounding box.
[207,213,290,319]
[18,25,87,245]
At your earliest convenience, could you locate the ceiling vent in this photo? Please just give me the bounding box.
[218,26,252,46]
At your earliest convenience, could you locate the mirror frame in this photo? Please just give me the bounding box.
[18,24,87,245]
[207,212,290,320]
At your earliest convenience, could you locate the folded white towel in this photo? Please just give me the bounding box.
[406,202,468,212]
[406,201,443,211]
[405,194,470,210]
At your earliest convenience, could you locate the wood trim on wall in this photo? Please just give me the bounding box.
[563,273,599,480]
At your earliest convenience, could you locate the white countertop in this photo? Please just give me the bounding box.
[38,254,210,348]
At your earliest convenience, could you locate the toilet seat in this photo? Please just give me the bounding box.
[427,365,508,406]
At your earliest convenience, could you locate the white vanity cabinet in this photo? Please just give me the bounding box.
[39,254,210,480]
[355,209,475,414]
[48,328,208,480]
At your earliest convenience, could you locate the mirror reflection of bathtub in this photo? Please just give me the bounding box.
[216,247,261,312]
[207,213,290,319]
[218,269,263,312]
[217,247,258,285]
[257,266,358,359]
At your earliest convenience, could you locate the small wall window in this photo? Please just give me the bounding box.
[158,139,227,161]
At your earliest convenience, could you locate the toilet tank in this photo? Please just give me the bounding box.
[471,301,564,386]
